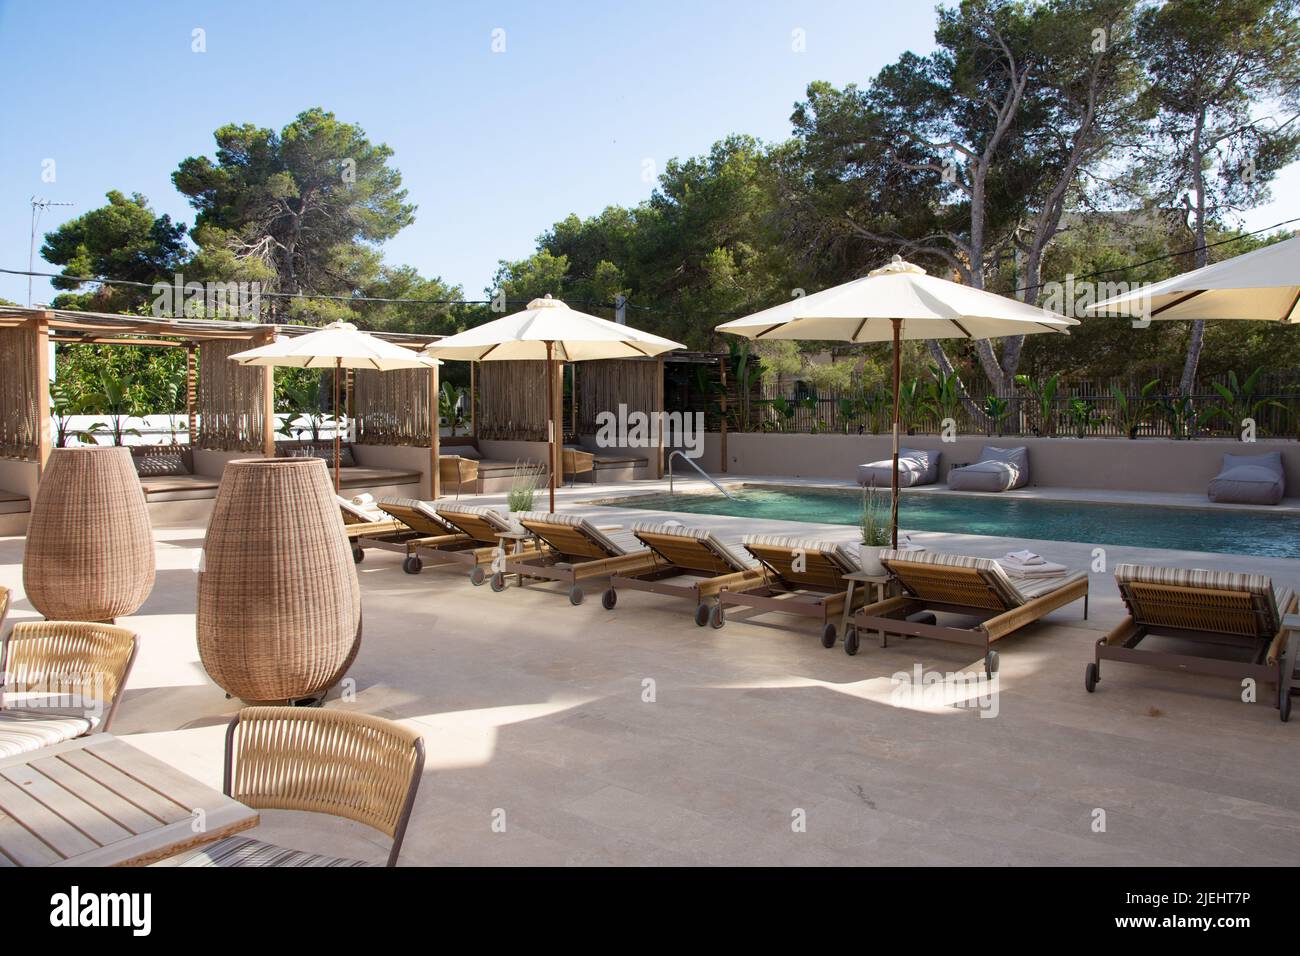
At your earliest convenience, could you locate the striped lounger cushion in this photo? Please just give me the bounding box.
[434,502,515,532]
[380,496,455,530]
[515,511,628,556]
[0,709,99,758]
[880,548,1085,606]
[742,534,863,574]
[1114,563,1290,634]
[631,521,756,570]
[166,835,376,868]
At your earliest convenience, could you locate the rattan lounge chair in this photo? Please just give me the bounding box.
[375,497,481,575]
[498,511,665,604]
[852,549,1088,675]
[712,535,868,645]
[430,503,544,585]
[161,707,425,867]
[1086,564,1298,721]
[0,621,138,757]
[602,522,768,625]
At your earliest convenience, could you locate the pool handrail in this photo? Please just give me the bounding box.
[667,451,736,500]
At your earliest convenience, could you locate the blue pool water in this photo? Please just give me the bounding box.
[604,488,1300,558]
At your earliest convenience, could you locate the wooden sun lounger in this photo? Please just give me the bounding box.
[853,550,1088,676]
[371,498,482,575]
[714,537,869,645]
[603,524,768,626]
[337,497,430,566]
[497,513,666,606]
[1086,564,1298,721]
[428,505,544,585]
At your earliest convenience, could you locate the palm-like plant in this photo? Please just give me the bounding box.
[1108,379,1160,439]
[1014,372,1060,436]
[278,379,329,442]
[922,365,962,430]
[439,382,468,436]
[49,380,104,447]
[982,395,1010,437]
[1203,367,1284,440]
[91,372,143,446]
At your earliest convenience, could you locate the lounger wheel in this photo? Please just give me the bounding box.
[1084,662,1099,693]
[602,588,617,610]
[820,623,837,648]
[490,572,507,592]
[709,604,725,629]
[402,556,422,575]
[844,628,860,656]
[351,545,364,564]
[693,604,711,627]
[470,567,486,586]
[568,586,584,606]
[984,650,1000,678]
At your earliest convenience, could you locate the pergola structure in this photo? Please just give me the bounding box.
[0,306,444,495]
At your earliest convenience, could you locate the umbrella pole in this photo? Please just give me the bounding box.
[333,358,341,494]
[546,343,556,513]
[890,318,901,549]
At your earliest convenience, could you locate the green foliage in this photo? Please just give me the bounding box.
[506,462,545,512]
[1066,398,1100,436]
[860,484,892,548]
[922,365,962,427]
[439,382,468,435]
[982,395,1010,435]
[1202,367,1286,438]
[41,191,188,312]
[1014,372,1061,436]
[1108,379,1161,438]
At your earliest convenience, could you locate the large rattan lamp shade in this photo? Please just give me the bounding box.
[23,446,155,622]
[197,457,361,703]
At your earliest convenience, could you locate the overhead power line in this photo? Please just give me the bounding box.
[3,214,1296,318]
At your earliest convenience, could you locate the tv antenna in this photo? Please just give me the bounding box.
[28,197,74,306]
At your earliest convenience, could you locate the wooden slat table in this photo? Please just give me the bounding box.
[0,734,258,867]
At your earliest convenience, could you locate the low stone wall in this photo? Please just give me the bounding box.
[694,433,1300,496]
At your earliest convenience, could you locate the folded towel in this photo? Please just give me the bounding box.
[352,493,375,507]
[998,559,1067,578]
[1004,549,1044,566]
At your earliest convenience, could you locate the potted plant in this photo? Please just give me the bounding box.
[859,484,892,575]
[506,461,546,513]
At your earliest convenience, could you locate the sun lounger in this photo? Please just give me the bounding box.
[430,503,544,584]
[500,511,666,604]
[377,494,488,574]
[712,535,870,645]
[852,549,1088,675]
[602,521,768,625]
[1087,564,1298,721]
[0,621,138,757]
[337,496,417,563]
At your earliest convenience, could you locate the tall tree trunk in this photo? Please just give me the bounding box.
[1179,110,1210,397]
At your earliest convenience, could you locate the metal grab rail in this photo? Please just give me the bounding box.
[667,450,736,499]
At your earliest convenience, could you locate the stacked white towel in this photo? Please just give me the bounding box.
[998,550,1067,578]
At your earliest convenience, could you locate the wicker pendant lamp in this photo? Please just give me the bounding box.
[197,457,361,703]
[23,446,155,622]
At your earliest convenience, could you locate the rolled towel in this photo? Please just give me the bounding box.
[1004,549,1044,566]
[352,492,376,507]
[998,559,1067,578]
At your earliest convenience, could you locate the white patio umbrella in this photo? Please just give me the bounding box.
[423,295,684,512]
[228,321,439,493]
[716,256,1077,545]
[1087,233,1300,322]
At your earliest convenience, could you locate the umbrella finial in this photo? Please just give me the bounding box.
[869,256,927,277]
[527,295,567,309]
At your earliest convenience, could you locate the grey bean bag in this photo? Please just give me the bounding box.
[857,447,939,488]
[1207,451,1285,505]
[948,445,1029,492]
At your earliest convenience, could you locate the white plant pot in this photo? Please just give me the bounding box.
[859,548,886,576]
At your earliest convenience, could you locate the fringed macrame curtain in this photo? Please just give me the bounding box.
[198,338,267,451]
[353,367,432,445]
[477,360,550,440]
[576,358,660,433]
[0,323,41,459]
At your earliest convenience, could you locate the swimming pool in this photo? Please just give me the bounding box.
[601,487,1300,558]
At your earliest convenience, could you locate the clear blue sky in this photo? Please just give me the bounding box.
[1,0,1296,307]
